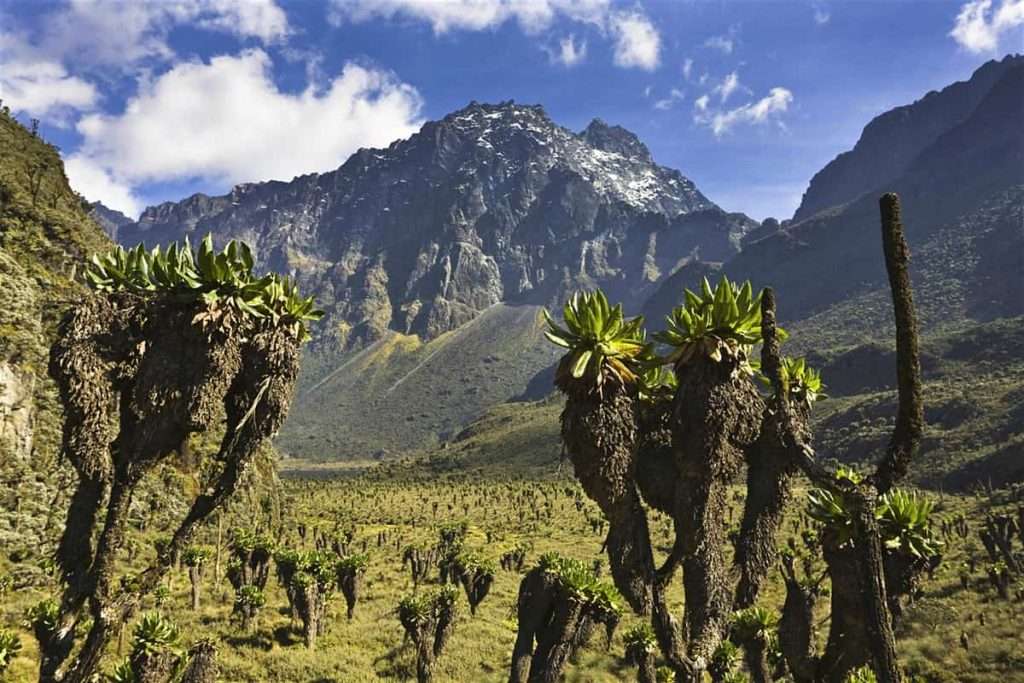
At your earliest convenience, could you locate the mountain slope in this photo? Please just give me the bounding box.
[112,101,755,458]
[275,303,561,459]
[793,53,1022,222]
[645,57,1024,342]
[88,201,134,240]
[0,110,112,552]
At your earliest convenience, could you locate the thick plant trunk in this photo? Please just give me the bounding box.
[527,598,584,683]
[742,638,771,683]
[819,535,872,681]
[414,638,434,683]
[734,406,808,609]
[635,398,677,515]
[671,355,763,664]
[509,568,554,683]
[561,389,654,614]
[851,491,902,683]
[61,469,144,683]
[339,571,360,619]
[179,640,218,683]
[778,556,818,683]
[635,655,657,683]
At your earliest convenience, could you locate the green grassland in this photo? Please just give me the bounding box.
[2,465,1023,682]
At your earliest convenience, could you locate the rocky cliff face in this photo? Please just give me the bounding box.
[0,252,41,462]
[88,201,134,240]
[117,101,754,351]
[793,54,1023,222]
[650,57,1024,331]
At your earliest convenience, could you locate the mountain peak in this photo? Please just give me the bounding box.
[580,118,652,162]
[117,99,733,359]
[439,99,551,130]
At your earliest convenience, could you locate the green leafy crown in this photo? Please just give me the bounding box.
[756,356,825,406]
[85,235,323,341]
[543,290,648,394]
[655,275,780,369]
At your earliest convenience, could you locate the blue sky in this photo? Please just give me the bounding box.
[1,0,1021,221]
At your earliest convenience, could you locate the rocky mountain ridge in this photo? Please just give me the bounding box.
[116,101,754,352]
[97,57,1024,470]
[793,53,1022,222]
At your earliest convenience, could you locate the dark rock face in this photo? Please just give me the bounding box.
[88,202,134,241]
[793,54,1023,222]
[116,101,753,350]
[648,57,1024,332]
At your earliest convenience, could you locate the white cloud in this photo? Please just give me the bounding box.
[610,10,660,70]
[950,0,1024,52]
[694,94,709,111]
[329,0,659,70]
[194,0,290,42]
[548,34,587,66]
[713,71,742,103]
[694,87,794,137]
[10,0,290,70]
[653,88,685,110]
[328,0,610,34]
[813,6,831,25]
[0,56,98,121]
[703,24,739,54]
[67,50,423,213]
[682,57,694,81]
[0,0,291,120]
[64,155,143,218]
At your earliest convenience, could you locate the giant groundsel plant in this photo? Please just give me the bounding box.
[534,193,927,683]
[39,235,317,682]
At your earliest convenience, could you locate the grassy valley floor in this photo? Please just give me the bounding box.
[2,472,1022,682]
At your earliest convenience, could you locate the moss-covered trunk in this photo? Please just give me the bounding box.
[560,387,654,614]
[671,355,762,663]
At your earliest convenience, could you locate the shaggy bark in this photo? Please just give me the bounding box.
[509,568,555,683]
[508,566,620,683]
[44,294,301,683]
[734,400,809,609]
[456,567,494,616]
[625,644,658,683]
[560,385,653,614]
[337,567,363,620]
[188,565,203,611]
[399,594,458,683]
[778,555,819,683]
[671,354,763,665]
[294,581,329,650]
[179,640,218,683]
[635,398,677,516]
